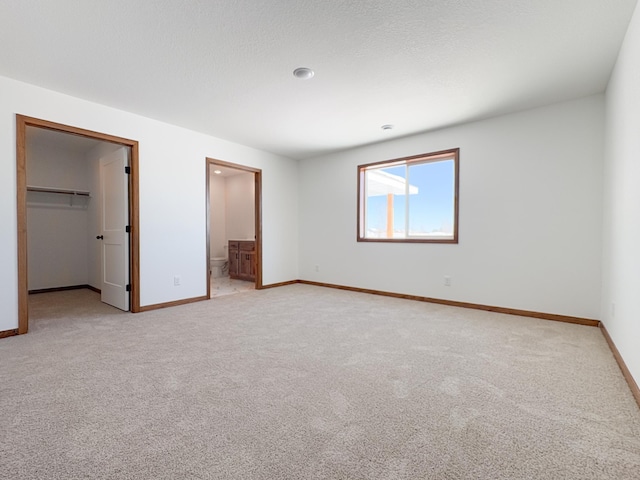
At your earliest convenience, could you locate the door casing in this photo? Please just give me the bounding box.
[16,115,140,334]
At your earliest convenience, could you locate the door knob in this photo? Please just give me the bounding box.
[96,235,104,240]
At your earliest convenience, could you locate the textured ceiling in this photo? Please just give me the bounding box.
[1,1,637,159]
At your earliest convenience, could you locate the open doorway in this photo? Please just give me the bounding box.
[206,158,262,298]
[16,115,140,334]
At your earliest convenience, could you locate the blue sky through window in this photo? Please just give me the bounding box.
[365,159,455,237]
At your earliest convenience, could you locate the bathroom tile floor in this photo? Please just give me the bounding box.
[210,276,255,298]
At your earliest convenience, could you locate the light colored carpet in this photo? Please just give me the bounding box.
[1,285,639,480]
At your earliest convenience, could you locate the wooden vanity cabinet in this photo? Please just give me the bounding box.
[228,241,240,278]
[228,240,255,281]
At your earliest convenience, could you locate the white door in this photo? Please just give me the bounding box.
[99,147,130,311]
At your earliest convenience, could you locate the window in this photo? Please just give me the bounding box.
[357,148,459,243]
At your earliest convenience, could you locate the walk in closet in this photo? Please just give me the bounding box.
[25,127,119,295]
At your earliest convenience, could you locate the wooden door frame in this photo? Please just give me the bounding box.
[16,115,141,334]
[206,158,263,298]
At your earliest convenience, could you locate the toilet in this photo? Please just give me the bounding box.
[210,257,228,278]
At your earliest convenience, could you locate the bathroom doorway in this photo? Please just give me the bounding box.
[205,158,262,298]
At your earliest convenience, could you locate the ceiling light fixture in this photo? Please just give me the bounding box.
[293,67,314,79]
[214,170,222,175]
[381,124,394,131]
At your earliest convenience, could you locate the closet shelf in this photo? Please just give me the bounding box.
[27,185,91,197]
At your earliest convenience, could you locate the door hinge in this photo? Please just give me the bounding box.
[125,166,131,174]
[126,284,131,292]
[125,225,131,233]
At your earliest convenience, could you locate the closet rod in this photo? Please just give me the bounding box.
[26,186,91,197]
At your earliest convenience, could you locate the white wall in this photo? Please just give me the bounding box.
[602,3,640,385]
[209,174,227,259]
[0,75,299,331]
[299,95,605,319]
[225,173,255,241]
[26,141,90,290]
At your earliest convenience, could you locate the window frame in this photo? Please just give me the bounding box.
[357,148,460,244]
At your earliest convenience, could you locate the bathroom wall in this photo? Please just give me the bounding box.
[209,171,255,260]
[225,172,255,242]
[209,173,227,258]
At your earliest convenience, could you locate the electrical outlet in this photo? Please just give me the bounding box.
[315,265,319,272]
[174,275,181,286]
[444,276,451,287]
